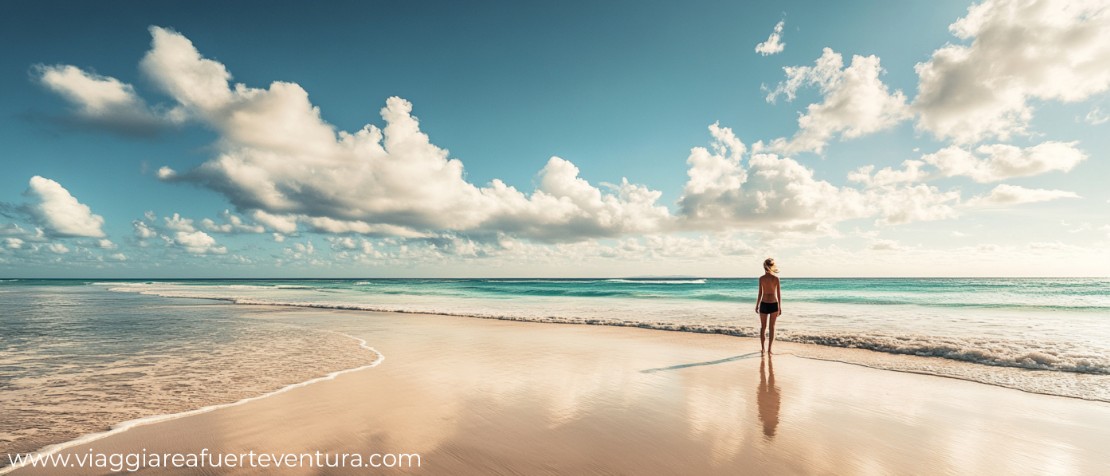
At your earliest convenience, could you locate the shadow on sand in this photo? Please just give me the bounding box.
[639,351,763,373]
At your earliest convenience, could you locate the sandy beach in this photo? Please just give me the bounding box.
[9,308,1110,475]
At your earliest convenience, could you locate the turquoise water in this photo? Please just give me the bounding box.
[0,283,378,459]
[92,278,1110,372]
[2,277,1109,460]
[55,277,1110,309]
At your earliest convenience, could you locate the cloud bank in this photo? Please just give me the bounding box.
[914,0,1110,143]
[28,21,1095,261]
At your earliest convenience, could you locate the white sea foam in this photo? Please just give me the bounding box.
[606,278,708,284]
[0,331,383,475]
[101,281,1110,402]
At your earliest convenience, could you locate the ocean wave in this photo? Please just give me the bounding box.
[106,285,1110,377]
[481,279,596,284]
[0,331,383,475]
[605,278,707,284]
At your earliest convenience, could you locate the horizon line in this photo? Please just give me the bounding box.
[3,276,1108,280]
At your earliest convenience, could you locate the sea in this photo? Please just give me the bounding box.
[1,277,1108,462]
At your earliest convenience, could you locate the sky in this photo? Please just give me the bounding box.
[0,0,1108,278]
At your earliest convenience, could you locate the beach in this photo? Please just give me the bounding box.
[7,305,1110,475]
[5,0,1110,473]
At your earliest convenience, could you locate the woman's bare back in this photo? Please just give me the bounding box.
[759,274,780,303]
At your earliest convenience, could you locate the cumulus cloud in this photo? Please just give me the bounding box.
[172,230,227,255]
[200,210,265,234]
[869,239,906,251]
[23,176,106,238]
[678,123,959,230]
[33,64,182,136]
[754,20,786,56]
[43,24,1073,256]
[966,184,1079,207]
[250,210,298,235]
[871,184,960,225]
[133,220,158,240]
[914,0,1110,143]
[764,48,910,154]
[1085,106,1109,125]
[922,141,1087,183]
[848,160,930,187]
[121,26,669,242]
[131,211,227,254]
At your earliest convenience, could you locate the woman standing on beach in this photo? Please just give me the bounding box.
[756,258,782,354]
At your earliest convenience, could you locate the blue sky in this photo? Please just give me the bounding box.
[1,0,1107,277]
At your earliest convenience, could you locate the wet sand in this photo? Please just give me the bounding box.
[11,309,1110,475]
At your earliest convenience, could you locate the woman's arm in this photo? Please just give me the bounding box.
[756,280,763,312]
[776,278,782,312]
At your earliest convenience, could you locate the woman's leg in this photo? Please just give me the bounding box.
[767,313,779,354]
[759,313,769,353]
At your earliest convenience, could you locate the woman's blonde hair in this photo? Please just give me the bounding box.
[763,258,779,274]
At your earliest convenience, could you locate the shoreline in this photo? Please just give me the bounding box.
[9,306,1110,475]
[104,285,1110,402]
[0,330,384,475]
[5,293,1107,471]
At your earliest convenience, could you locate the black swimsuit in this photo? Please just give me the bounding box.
[759,301,779,314]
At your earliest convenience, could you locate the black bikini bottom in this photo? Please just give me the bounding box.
[759,301,779,314]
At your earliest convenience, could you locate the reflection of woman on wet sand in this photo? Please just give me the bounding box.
[757,355,780,439]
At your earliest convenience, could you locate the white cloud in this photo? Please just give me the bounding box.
[1062,221,1092,233]
[914,0,1110,143]
[848,160,929,187]
[4,237,24,249]
[328,236,378,257]
[966,184,1079,207]
[128,27,669,242]
[871,184,960,225]
[284,241,316,261]
[678,124,959,230]
[131,211,228,254]
[922,141,1087,183]
[250,210,298,234]
[173,229,227,255]
[97,239,117,249]
[869,239,905,251]
[764,48,910,154]
[133,220,158,240]
[754,20,785,56]
[24,176,106,238]
[163,213,196,232]
[33,64,182,136]
[1085,106,1109,125]
[47,243,70,254]
[200,210,265,234]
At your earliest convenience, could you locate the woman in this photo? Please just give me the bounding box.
[755,258,782,354]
